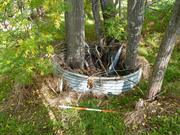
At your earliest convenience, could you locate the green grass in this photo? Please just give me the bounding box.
[0,89,56,135]
[0,110,55,135]
[0,80,11,101]
[141,115,180,135]
[79,111,126,135]
[79,98,126,135]
[0,112,54,135]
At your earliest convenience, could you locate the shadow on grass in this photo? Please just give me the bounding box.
[0,86,56,135]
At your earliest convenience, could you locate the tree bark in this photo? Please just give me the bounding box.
[65,0,85,69]
[118,0,121,17]
[148,0,180,100]
[125,0,145,70]
[91,0,102,38]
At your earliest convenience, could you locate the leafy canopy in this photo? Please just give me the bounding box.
[0,0,65,84]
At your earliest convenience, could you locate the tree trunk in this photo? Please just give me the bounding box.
[92,0,102,38]
[65,0,85,69]
[118,0,121,17]
[125,0,145,70]
[148,0,180,100]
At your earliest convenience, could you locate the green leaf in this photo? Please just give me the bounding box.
[30,0,44,8]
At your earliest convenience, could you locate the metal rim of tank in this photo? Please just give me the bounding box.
[53,60,143,95]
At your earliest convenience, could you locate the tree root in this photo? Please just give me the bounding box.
[124,99,161,128]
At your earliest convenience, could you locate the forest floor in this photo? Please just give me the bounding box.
[0,24,180,135]
[0,72,179,135]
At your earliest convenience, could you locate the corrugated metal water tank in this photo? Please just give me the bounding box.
[53,59,142,95]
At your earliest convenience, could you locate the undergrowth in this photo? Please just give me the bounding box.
[0,90,55,135]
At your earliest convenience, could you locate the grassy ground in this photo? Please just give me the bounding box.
[0,86,56,135]
[0,44,179,135]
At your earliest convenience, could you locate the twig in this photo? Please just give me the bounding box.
[95,46,108,75]
[58,77,63,92]
[146,90,166,102]
[85,42,96,69]
[45,79,58,95]
[85,42,91,55]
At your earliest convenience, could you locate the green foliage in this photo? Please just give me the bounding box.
[138,47,149,56]
[140,33,163,63]
[143,0,175,33]
[0,0,65,84]
[164,48,180,82]
[105,17,127,41]
[30,0,45,8]
[0,34,53,84]
[84,0,93,20]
